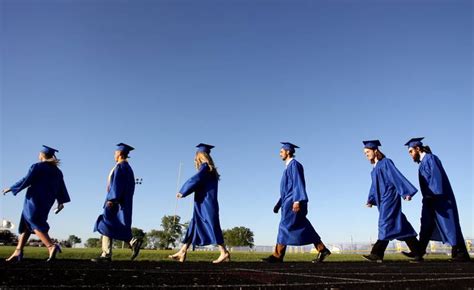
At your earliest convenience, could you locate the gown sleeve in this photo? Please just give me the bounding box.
[56,172,71,204]
[424,155,446,196]
[107,165,127,202]
[290,162,308,203]
[180,163,209,198]
[9,164,38,195]
[367,182,377,206]
[385,159,417,198]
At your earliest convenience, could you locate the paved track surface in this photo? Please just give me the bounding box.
[1,259,473,289]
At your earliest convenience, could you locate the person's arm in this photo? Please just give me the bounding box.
[425,155,446,196]
[177,163,209,198]
[3,164,37,196]
[385,159,417,200]
[273,198,282,213]
[56,173,71,205]
[367,182,377,207]
[290,163,308,213]
[107,165,127,206]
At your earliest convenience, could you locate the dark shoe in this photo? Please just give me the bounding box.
[261,255,283,263]
[46,244,62,262]
[401,251,416,258]
[312,249,331,263]
[130,238,143,260]
[449,254,471,262]
[409,256,424,263]
[362,254,383,263]
[91,256,112,262]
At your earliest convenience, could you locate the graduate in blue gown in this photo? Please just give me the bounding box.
[262,142,331,263]
[92,143,142,262]
[362,140,423,262]
[404,137,470,262]
[2,145,70,262]
[168,143,230,263]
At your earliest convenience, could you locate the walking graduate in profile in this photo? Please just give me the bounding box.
[262,142,331,263]
[2,145,70,262]
[404,137,470,262]
[169,143,230,264]
[362,140,422,262]
[92,143,142,262]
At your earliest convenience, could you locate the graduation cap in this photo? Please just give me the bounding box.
[41,145,59,156]
[363,140,381,150]
[281,142,299,153]
[405,137,424,148]
[116,143,135,154]
[196,143,214,154]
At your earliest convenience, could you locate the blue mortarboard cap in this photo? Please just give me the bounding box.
[41,145,58,156]
[116,143,135,154]
[196,143,214,153]
[405,137,424,148]
[363,140,382,150]
[281,142,299,152]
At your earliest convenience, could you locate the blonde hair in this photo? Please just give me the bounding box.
[367,149,385,164]
[40,152,61,167]
[194,151,220,180]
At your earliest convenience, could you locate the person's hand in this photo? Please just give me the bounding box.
[292,202,300,213]
[273,204,280,214]
[404,195,412,201]
[54,203,64,214]
[2,188,11,195]
[176,193,183,199]
[366,203,373,208]
[106,201,114,208]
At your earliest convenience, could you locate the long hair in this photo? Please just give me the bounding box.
[41,152,61,167]
[194,151,220,180]
[420,145,432,154]
[369,149,385,164]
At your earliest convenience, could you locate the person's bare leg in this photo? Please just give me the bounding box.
[6,232,30,261]
[33,229,58,259]
[33,229,54,247]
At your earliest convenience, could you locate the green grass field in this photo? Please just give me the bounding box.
[0,246,452,262]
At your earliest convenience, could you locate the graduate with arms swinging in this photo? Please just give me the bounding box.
[362,140,422,262]
[2,145,70,262]
[262,142,331,263]
[168,143,230,263]
[403,137,470,262]
[92,143,142,262]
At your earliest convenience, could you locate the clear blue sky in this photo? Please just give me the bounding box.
[1,0,472,246]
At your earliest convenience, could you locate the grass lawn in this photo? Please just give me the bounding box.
[0,246,451,262]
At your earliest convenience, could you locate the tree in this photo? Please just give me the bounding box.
[223,227,254,248]
[157,215,183,249]
[85,238,101,248]
[67,235,82,248]
[0,230,17,246]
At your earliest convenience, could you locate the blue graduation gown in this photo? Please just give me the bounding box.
[9,162,70,234]
[94,161,135,242]
[418,154,465,246]
[277,159,321,246]
[367,158,417,241]
[180,163,224,246]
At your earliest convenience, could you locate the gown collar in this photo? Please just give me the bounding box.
[420,152,426,162]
